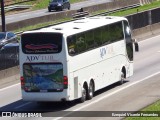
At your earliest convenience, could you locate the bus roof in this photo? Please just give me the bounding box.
[23,16,127,36]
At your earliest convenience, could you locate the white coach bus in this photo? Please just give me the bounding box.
[20,16,139,103]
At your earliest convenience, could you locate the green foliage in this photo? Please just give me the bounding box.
[33,0,50,10]
[142,100,160,111]
[14,17,71,33]
[110,0,160,16]
[13,0,86,10]
[125,100,160,120]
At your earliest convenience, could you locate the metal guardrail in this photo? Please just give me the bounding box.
[1,5,32,12]
[92,3,141,16]
[72,8,89,18]
[72,11,89,18]
[72,3,141,18]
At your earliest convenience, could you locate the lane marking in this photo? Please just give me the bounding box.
[0,83,20,92]
[138,34,160,44]
[14,102,31,109]
[54,71,160,120]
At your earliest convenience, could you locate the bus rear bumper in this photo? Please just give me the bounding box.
[21,90,69,102]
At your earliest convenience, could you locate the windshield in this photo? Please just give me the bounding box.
[0,32,6,40]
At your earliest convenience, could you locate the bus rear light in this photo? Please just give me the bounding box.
[63,76,68,89]
[20,76,25,89]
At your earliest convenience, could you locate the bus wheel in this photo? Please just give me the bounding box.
[79,86,87,103]
[119,72,125,85]
[87,81,94,100]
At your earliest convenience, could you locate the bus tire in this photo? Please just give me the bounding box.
[79,86,87,103]
[87,81,94,100]
[119,72,125,85]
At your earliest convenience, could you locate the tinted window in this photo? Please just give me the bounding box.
[67,22,124,56]
[109,22,124,42]
[7,32,15,39]
[94,27,102,47]
[0,32,6,40]
[123,20,133,61]
[76,33,86,53]
[21,33,62,54]
[85,30,94,50]
[102,25,110,45]
[67,35,77,55]
[124,21,132,43]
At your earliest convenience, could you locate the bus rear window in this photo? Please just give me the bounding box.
[21,33,62,54]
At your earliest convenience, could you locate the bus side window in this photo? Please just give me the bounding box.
[76,33,86,53]
[102,25,110,45]
[109,22,123,43]
[67,35,77,55]
[85,30,94,50]
[94,27,102,47]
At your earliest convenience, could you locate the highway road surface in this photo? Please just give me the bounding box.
[0,0,112,24]
[0,34,160,120]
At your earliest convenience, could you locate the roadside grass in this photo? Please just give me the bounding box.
[91,0,160,16]
[13,0,86,10]
[14,17,71,33]
[109,0,160,16]
[125,100,160,120]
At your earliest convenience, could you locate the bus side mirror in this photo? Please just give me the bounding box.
[132,39,139,52]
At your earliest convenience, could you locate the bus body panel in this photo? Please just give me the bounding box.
[20,33,70,101]
[21,90,69,101]
[67,40,132,99]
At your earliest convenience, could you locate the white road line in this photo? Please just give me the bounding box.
[53,71,160,120]
[138,34,160,44]
[0,83,20,92]
[14,102,32,109]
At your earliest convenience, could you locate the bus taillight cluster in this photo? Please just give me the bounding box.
[20,76,25,89]
[63,76,68,89]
